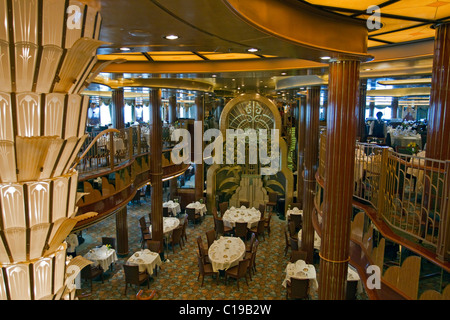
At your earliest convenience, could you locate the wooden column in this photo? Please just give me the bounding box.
[391,97,399,120]
[149,88,164,245]
[169,91,178,199]
[297,95,307,204]
[195,93,205,201]
[357,79,368,142]
[112,88,125,129]
[115,206,128,256]
[319,59,360,300]
[427,22,450,260]
[301,86,320,263]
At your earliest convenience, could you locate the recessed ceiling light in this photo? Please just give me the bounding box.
[320,56,331,60]
[164,34,179,40]
[212,74,216,77]
[120,47,131,51]
[247,48,259,53]
[281,72,287,75]
[363,68,373,71]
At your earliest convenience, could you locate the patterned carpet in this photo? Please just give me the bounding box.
[75,198,367,301]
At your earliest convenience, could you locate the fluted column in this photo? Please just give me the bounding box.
[427,22,450,260]
[357,79,368,142]
[391,97,399,120]
[169,91,178,198]
[301,86,320,263]
[112,88,125,129]
[297,95,307,204]
[149,88,164,245]
[319,59,360,300]
[195,93,205,201]
[115,207,128,256]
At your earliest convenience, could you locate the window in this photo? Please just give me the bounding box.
[100,103,111,126]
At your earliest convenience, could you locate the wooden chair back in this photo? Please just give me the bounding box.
[234,222,248,239]
[102,237,116,249]
[289,278,309,299]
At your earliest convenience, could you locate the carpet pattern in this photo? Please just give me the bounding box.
[76,199,368,300]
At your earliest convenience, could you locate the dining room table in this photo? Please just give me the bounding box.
[222,206,261,229]
[406,150,426,192]
[163,200,181,216]
[97,135,126,152]
[207,236,246,273]
[84,245,118,271]
[286,207,303,220]
[186,201,207,216]
[149,217,180,243]
[127,249,162,276]
[347,265,364,295]
[282,259,318,295]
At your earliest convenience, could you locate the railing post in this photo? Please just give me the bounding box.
[437,161,450,261]
[137,125,141,155]
[128,127,133,160]
[377,147,390,220]
[109,131,115,170]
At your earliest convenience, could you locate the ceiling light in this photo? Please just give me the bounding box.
[164,34,179,40]
[320,56,331,60]
[281,72,287,75]
[212,74,216,77]
[247,48,259,53]
[120,47,131,51]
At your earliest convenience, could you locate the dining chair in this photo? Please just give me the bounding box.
[225,258,251,290]
[266,192,278,213]
[290,236,299,251]
[264,213,272,236]
[123,263,150,295]
[101,237,116,249]
[219,202,229,216]
[81,264,104,293]
[186,207,201,226]
[258,204,266,220]
[197,253,218,287]
[180,218,188,245]
[205,229,216,249]
[286,278,310,300]
[291,214,303,232]
[245,239,259,280]
[214,217,233,237]
[239,200,250,208]
[284,230,291,256]
[248,219,266,241]
[234,222,248,241]
[290,250,308,263]
[288,220,298,239]
[196,236,210,264]
[163,206,170,217]
[246,233,256,253]
[139,217,152,246]
[170,226,183,253]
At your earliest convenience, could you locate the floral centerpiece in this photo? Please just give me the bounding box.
[407,142,419,154]
[199,198,204,204]
[105,244,112,250]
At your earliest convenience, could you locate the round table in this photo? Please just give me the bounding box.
[163,200,181,216]
[127,249,162,275]
[186,201,207,216]
[286,207,303,219]
[222,206,261,229]
[149,217,180,236]
[208,236,246,272]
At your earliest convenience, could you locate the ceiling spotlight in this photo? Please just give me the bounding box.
[120,47,131,51]
[164,34,179,40]
[247,48,259,53]
[320,56,331,60]
[212,74,217,77]
[281,72,287,75]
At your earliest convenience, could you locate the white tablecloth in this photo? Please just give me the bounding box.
[298,229,321,250]
[84,246,118,271]
[163,200,181,216]
[127,249,162,275]
[347,265,364,294]
[286,207,303,219]
[406,151,426,191]
[391,135,422,149]
[282,260,318,295]
[98,137,126,152]
[149,217,180,237]
[222,206,261,229]
[208,236,246,272]
[186,202,207,216]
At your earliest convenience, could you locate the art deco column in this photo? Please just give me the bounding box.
[357,79,368,142]
[169,91,178,198]
[391,97,399,120]
[112,88,125,129]
[115,207,128,256]
[319,59,360,300]
[149,88,164,245]
[195,93,205,201]
[427,22,450,260]
[297,95,307,204]
[301,86,320,263]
